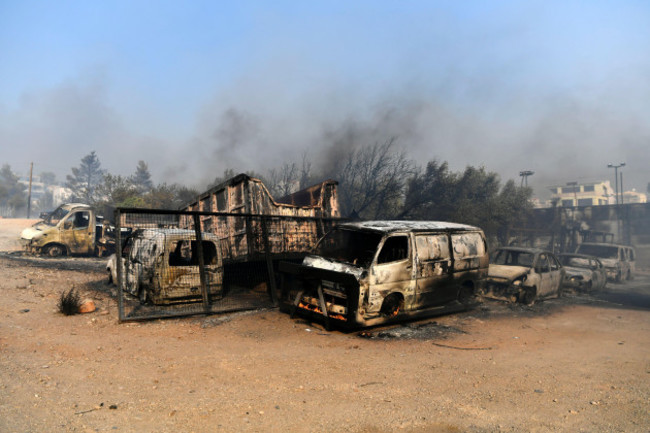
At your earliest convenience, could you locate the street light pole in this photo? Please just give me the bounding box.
[519,170,534,187]
[607,162,625,205]
[607,162,626,242]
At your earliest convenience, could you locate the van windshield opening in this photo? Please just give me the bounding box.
[314,228,382,267]
[577,244,618,259]
[492,249,534,267]
[43,207,70,226]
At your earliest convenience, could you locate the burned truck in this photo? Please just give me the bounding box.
[21,203,117,257]
[280,221,489,328]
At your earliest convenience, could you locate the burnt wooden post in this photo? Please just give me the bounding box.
[261,216,279,306]
[193,213,210,312]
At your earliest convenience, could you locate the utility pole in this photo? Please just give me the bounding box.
[27,162,33,218]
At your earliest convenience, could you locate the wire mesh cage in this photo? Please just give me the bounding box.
[115,208,340,321]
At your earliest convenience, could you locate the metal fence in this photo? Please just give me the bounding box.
[115,207,340,321]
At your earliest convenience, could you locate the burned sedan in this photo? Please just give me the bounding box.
[557,253,607,292]
[485,247,564,304]
[107,228,223,305]
[280,221,488,328]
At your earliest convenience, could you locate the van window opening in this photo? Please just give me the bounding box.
[415,235,450,261]
[578,244,618,259]
[73,212,90,229]
[451,233,485,258]
[314,228,382,267]
[377,236,409,264]
[169,240,218,266]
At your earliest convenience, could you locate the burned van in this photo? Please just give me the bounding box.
[110,228,223,305]
[280,221,488,328]
[574,242,635,282]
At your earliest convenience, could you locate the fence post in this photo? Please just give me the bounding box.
[261,216,279,306]
[193,213,210,312]
[116,208,124,322]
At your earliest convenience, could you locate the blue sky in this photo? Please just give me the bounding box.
[1,0,649,195]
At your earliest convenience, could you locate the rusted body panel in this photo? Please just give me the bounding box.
[119,228,223,305]
[179,174,340,263]
[280,221,488,328]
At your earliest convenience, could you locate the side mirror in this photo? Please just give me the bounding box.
[63,221,72,230]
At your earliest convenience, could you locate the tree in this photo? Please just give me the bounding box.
[0,164,26,216]
[66,151,105,204]
[144,183,199,209]
[400,160,533,245]
[267,162,300,198]
[96,174,139,207]
[130,161,153,194]
[326,138,415,219]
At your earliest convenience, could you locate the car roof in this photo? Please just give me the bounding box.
[339,220,482,234]
[495,246,550,254]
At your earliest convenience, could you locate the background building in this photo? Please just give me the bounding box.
[549,181,614,207]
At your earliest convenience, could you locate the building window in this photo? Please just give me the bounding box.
[578,198,593,207]
[561,199,574,207]
[583,185,595,192]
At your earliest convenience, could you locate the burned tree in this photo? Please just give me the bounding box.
[66,151,105,204]
[326,138,415,219]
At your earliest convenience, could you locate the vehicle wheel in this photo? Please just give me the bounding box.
[107,271,113,285]
[45,244,65,257]
[615,272,622,283]
[626,270,632,281]
[520,287,537,305]
[380,294,403,317]
[458,283,476,307]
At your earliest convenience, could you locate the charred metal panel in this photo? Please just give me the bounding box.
[179,174,341,263]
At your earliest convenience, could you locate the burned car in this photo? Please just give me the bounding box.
[574,242,635,282]
[485,247,564,304]
[557,253,607,292]
[107,228,223,304]
[280,221,489,328]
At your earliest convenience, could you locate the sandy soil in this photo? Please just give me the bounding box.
[1,218,649,432]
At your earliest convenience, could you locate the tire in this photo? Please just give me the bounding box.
[458,283,476,307]
[45,244,65,257]
[380,294,403,317]
[520,287,537,305]
[107,271,113,285]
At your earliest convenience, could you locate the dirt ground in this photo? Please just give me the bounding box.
[1,218,649,432]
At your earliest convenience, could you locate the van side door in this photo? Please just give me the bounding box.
[368,235,415,313]
[60,210,93,254]
[414,234,454,307]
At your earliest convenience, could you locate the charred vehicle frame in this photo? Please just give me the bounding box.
[280,221,489,329]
